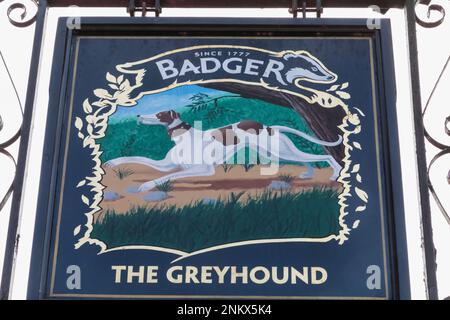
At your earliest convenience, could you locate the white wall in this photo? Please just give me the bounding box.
[0,4,448,299]
[415,2,450,300]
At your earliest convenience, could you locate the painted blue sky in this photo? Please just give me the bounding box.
[110,85,232,121]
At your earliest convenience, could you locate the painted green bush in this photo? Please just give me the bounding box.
[91,188,340,252]
[98,95,328,167]
[99,120,175,163]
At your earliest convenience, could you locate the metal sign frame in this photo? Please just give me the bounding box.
[22,17,410,300]
[1,0,443,300]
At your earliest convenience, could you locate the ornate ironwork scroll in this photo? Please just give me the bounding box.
[0,1,37,215]
[415,0,450,226]
[416,0,446,28]
[0,0,38,27]
[423,53,450,225]
[0,51,22,215]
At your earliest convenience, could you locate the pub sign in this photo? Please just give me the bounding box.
[28,18,410,299]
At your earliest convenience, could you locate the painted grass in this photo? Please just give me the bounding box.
[113,167,134,180]
[99,95,328,167]
[278,174,295,184]
[91,188,340,252]
[155,180,173,193]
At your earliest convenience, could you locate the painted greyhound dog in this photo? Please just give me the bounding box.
[105,52,342,192]
[105,110,343,192]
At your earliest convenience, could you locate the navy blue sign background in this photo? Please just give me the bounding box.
[29,20,409,300]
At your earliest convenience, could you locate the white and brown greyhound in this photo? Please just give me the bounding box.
[105,110,342,192]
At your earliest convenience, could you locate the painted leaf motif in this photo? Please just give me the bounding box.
[353,142,362,150]
[94,89,112,99]
[83,137,90,148]
[83,99,93,114]
[117,75,124,84]
[73,225,81,236]
[354,107,366,117]
[351,164,360,173]
[76,180,86,188]
[86,115,94,124]
[355,205,366,212]
[86,124,94,136]
[106,72,116,83]
[356,173,362,183]
[340,82,349,89]
[120,79,130,90]
[336,91,351,99]
[74,117,83,130]
[355,187,369,203]
[92,101,106,107]
[81,195,89,206]
[327,84,340,92]
[352,220,360,229]
[109,84,119,90]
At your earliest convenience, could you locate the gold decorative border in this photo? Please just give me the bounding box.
[49,36,386,299]
[73,44,367,254]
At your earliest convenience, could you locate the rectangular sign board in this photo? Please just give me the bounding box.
[28,18,410,299]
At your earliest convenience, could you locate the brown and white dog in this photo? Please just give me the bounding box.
[105,110,342,192]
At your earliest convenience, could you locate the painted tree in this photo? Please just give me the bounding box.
[186,93,241,125]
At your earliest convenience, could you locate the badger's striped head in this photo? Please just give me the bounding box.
[283,52,337,84]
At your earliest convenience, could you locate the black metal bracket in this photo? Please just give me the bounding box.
[127,0,161,17]
[289,0,323,18]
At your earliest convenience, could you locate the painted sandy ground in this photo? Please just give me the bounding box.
[97,164,341,220]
